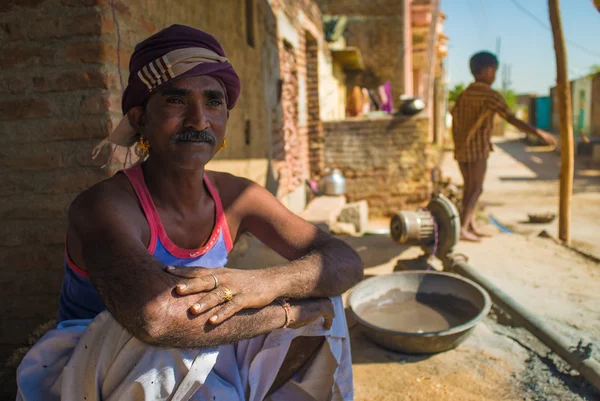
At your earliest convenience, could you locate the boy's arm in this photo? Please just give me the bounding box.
[505,115,557,146]
[488,91,557,146]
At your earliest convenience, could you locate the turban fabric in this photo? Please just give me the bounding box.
[93,24,240,160]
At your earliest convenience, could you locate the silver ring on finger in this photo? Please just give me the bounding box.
[210,273,219,290]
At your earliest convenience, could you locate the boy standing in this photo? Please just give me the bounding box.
[451,51,557,242]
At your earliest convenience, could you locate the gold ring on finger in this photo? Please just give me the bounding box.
[221,286,233,302]
[210,274,218,290]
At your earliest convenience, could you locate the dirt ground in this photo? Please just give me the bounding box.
[347,233,600,401]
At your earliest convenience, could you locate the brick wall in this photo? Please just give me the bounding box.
[306,35,324,178]
[0,1,117,383]
[315,0,407,100]
[0,0,283,393]
[270,0,325,199]
[0,1,329,392]
[323,115,438,216]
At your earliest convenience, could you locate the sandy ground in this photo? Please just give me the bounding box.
[347,234,600,401]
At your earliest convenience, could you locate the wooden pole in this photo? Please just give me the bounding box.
[548,0,573,244]
[423,0,440,143]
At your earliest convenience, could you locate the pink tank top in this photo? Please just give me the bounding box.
[58,164,233,322]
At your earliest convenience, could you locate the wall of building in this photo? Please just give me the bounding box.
[315,0,409,102]
[0,0,330,390]
[323,115,437,217]
[0,1,118,379]
[269,0,327,206]
[591,73,600,138]
[551,72,600,138]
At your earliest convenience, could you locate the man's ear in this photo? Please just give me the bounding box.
[127,106,146,132]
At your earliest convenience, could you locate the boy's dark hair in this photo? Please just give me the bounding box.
[469,51,499,75]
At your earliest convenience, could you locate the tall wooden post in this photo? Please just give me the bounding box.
[423,0,440,143]
[548,0,573,244]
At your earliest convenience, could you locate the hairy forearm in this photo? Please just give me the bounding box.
[84,241,286,348]
[266,235,363,299]
[148,303,286,348]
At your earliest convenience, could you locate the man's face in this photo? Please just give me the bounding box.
[131,75,228,170]
[480,66,497,85]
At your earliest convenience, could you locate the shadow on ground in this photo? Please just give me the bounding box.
[495,138,600,194]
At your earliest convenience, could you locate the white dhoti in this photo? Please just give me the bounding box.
[16,296,352,401]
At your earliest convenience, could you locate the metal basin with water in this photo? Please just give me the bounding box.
[348,271,491,354]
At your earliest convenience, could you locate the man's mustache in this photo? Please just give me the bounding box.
[170,129,217,144]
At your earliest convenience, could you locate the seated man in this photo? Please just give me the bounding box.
[16,25,363,401]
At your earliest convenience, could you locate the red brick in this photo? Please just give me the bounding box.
[0,151,64,171]
[65,41,118,64]
[0,168,108,197]
[60,0,108,6]
[0,22,26,41]
[1,118,110,144]
[0,245,63,271]
[79,91,120,114]
[55,70,108,91]
[0,220,65,248]
[0,98,51,120]
[26,12,114,41]
[0,195,71,220]
[51,118,111,140]
[0,0,47,12]
[32,76,50,92]
[0,46,54,68]
[138,14,157,35]
[0,76,28,94]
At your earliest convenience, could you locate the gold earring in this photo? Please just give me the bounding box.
[139,135,150,152]
[219,138,227,151]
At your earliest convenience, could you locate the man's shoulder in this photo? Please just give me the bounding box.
[206,170,252,201]
[205,170,268,209]
[69,173,139,225]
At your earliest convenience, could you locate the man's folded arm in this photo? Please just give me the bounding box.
[68,187,287,348]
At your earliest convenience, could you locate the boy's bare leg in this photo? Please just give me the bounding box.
[466,158,491,237]
[458,161,484,242]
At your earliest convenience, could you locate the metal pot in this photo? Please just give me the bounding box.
[347,271,491,354]
[397,96,426,116]
[319,168,346,196]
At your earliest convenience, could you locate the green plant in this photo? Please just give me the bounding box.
[448,83,465,103]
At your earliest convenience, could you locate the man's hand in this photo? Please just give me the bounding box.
[537,129,557,147]
[167,266,278,324]
[288,298,335,331]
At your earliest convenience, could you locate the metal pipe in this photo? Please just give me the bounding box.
[449,258,600,391]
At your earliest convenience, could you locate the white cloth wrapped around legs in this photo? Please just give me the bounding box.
[16,296,353,401]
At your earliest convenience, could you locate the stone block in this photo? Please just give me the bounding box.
[338,200,368,234]
[329,221,357,236]
[299,195,346,224]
